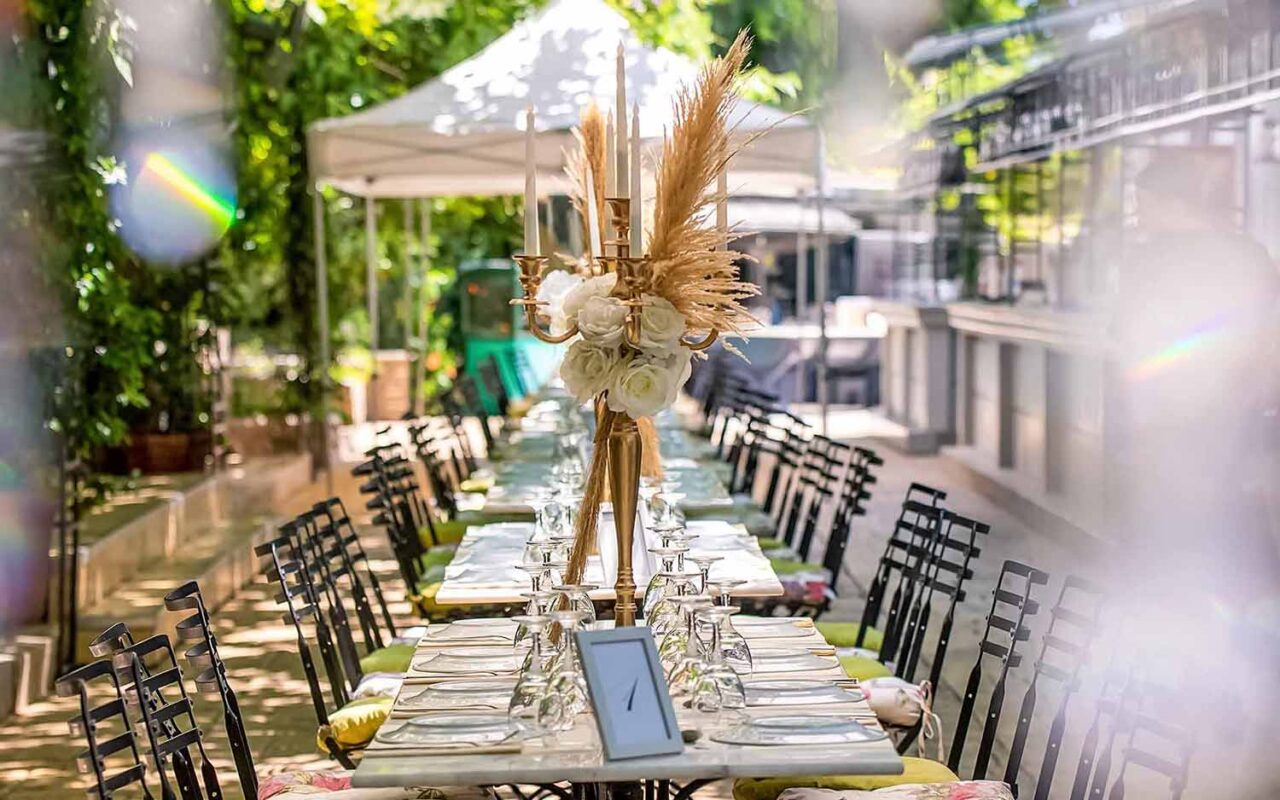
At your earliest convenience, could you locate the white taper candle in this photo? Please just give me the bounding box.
[616,44,628,197]
[630,104,642,254]
[524,105,539,255]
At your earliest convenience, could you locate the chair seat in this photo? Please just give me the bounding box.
[420,521,469,548]
[317,695,393,751]
[418,546,456,571]
[459,475,494,493]
[357,643,416,675]
[732,757,961,800]
[816,622,884,652]
[839,654,892,681]
[768,558,829,579]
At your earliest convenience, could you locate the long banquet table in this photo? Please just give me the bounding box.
[352,616,903,788]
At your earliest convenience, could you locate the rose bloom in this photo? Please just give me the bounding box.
[576,294,628,345]
[637,294,685,353]
[608,348,693,418]
[536,269,583,334]
[561,272,617,320]
[560,339,620,402]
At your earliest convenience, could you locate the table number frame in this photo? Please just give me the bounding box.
[576,627,684,761]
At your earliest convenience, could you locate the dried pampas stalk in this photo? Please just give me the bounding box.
[566,103,608,252]
[637,416,663,480]
[562,407,617,588]
[647,30,760,340]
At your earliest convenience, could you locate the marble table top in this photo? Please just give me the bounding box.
[352,617,903,788]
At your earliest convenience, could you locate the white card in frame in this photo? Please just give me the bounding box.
[575,627,684,761]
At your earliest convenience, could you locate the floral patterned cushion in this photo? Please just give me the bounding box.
[257,769,351,798]
[777,782,1013,800]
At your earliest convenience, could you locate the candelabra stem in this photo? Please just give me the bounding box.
[607,414,642,626]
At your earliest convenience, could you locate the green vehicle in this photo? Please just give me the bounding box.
[456,259,559,410]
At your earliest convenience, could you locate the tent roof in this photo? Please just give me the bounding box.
[307,0,816,198]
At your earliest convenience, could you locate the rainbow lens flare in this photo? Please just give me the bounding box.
[113,145,235,264]
[142,152,236,231]
[1125,316,1229,383]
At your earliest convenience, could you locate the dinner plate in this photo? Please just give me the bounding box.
[745,679,863,706]
[398,680,514,711]
[710,714,887,746]
[378,713,517,745]
[748,651,837,673]
[411,651,522,674]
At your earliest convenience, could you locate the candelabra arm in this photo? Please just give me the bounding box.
[680,329,719,351]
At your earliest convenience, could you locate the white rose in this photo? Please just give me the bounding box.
[665,349,694,403]
[637,294,685,354]
[576,295,628,345]
[560,340,620,402]
[561,273,618,321]
[608,356,677,419]
[536,270,583,334]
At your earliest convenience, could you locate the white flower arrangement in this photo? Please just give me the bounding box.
[551,275,696,419]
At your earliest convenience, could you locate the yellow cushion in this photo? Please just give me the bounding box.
[357,643,415,675]
[507,397,533,418]
[318,695,393,750]
[459,476,494,493]
[418,546,456,570]
[769,557,825,576]
[816,622,884,652]
[419,521,469,548]
[731,758,960,800]
[839,654,892,681]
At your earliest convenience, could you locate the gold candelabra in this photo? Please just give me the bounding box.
[511,197,719,626]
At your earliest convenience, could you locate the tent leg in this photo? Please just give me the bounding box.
[403,199,417,419]
[814,132,829,436]
[313,186,334,495]
[794,191,809,402]
[415,201,432,417]
[365,196,379,418]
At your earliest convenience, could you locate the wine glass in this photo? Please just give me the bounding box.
[553,584,599,626]
[709,604,752,677]
[687,554,724,596]
[538,609,590,732]
[515,590,559,647]
[646,571,700,638]
[666,597,718,707]
[708,578,749,607]
[691,605,748,718]
[509,614,551,738]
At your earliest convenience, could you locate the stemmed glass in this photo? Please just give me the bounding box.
[709,604,753,677]
[708,579,749,607]
[688,554,724,596]
[691,605,748,718]
[538,609,590,732]
[646,571,700,638]
[509,614,552,738]
[553,584,599,626]
[643,545,689,618]
[515,589,558,647]
[667,597,720,710]
[659,594,710,670]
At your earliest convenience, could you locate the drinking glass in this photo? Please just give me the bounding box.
[708,579,749,607]
[687,554,724,595]
[710,604,752,676]
[509,614,551,737]
[515,590,559,647]
[553,584,598,626]
[666,597,718,708]
[646,571,699,638]
[691,605,748,717]
[538,609,590,732]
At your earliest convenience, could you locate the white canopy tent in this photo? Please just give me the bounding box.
[306,0,835,434]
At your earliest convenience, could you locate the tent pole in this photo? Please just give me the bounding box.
[312,186,334,495]
[415,200,432,417]
[794,190,809,402]
[402,199,417,419]
[365,195,379,419]
[815,130,829,435]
